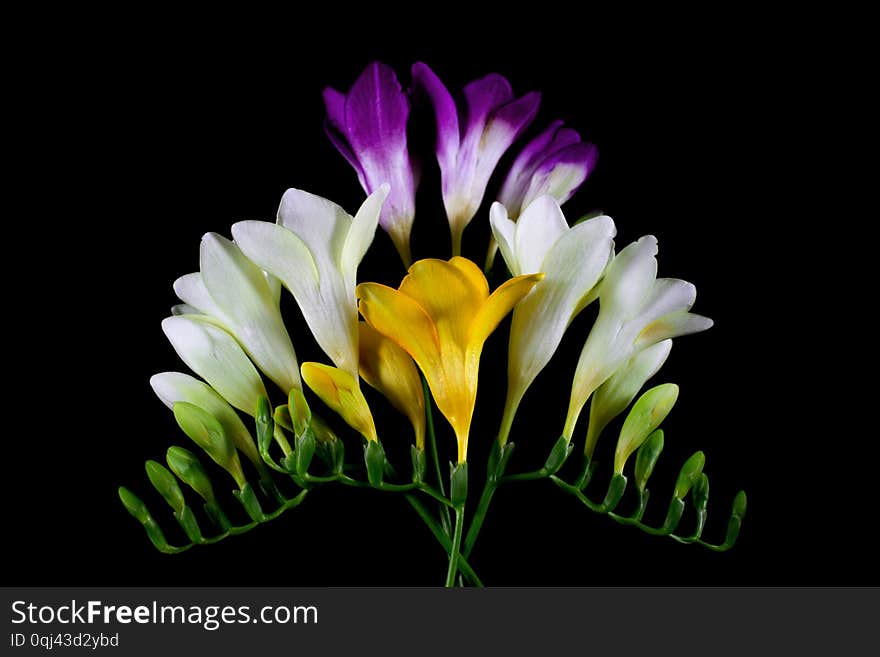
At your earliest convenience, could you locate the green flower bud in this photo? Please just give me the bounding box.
[166,446,215,503]
[173,401,245,487]
[145,460,186,513]
[674,451,705,499]
[614,384,679,474]
[634,429,665,492]
[365,440,386,487]
[289,387,311,436]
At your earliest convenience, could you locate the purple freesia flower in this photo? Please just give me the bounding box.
[485,121,598,269]
[411,62,540,255]
[323,62,417,265]
[498,120,598,220]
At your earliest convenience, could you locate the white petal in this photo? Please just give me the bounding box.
[149,371,261,466]
[585,340,672,457]
[636,311,713,347]
[522,161,591,210]
[489,202,518,274]
[600,236,658,318]
[340,184,387,281]
[161,316,267,415]
[200,233,301,393]
[635,278,697,325]
[171,303,200,316]
[232,220,319,300]
[277,187,352,266]
[264,272,282,305]
[173,272,219,316]
[513,195,569,275]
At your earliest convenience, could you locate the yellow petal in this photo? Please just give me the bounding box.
[357,282,441,375]
[301,362,377,442]
[448,256,489,300]
[471,273,544,348]
[358,322,426,449]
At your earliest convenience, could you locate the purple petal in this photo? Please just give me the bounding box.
[489,91,541,141]
[323,87,366,188]
[411,62,460,173]
[461,73,513,136]
[534,141,599,178]
[323,86,347,133]
[344,62,410,154]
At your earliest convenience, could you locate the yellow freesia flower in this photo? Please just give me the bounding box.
[301,362,377,442]
[358,322,426,450]
[357,257,542,463]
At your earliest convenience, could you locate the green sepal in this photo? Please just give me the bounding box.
[295,428,317,475]
[118,487,173,552]
[674,451,705,499]
[166,446,215,503]
[543,436,573,475]
[175,505,203,543]
[205,501,232,531]
[488,441,515,483]
[411,445,427,483]
[258,477,285,505]
[234,482,264,522]
[365,440,386,487]
[662,497,686,533]
[145,460,186,513]
[634,430,664,492]
[600,473,627,512]
[450,462,468,508]
[273,405,295,433]
[723,491,747,546]
[574,458,598,490]
[289,387,311,437]
[256,396,275,455]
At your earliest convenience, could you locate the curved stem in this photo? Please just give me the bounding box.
[445,506,465,587]
[405,495,483,586]
[423,375,452,536]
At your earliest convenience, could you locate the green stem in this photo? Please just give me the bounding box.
[423,375,452,536]
[445,506,465,587]
[462,479,496,558]
[405,495,483,586]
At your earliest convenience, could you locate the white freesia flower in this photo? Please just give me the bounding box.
[162,315,268,416]
[563,236,713,439]
[150,371,262,469]
[173,233,300,394]
[490,196,616,444]
[232,185,389,377]
[585,339,672,460]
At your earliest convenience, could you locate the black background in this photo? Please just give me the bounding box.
[10,12,860,586]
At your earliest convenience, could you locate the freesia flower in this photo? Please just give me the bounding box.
[232,185,388,378]
[301,362,377,442]
[358,322,425,449]
[324,62,418,266]
[357,257,542,463]
[585,339,672,460]
[411,62,540,255]
[563,236,713,440]
[490,196,616,445]
[161,316,268,416]
[150,371,263,471]
[486,121,598,269]
[173,233,301,395]
[498,120,598,220]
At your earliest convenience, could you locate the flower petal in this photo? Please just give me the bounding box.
[471,272,543,348]
[344,62,409,156]
[636,311,714,347]
[161,316,267,416]
[513,195,570,275]
[521,142,598,210]
[200,232,301,393]
[301,362,377,442]
[173,272,219,316]
[358,322,425,449]
[585,340,672,459]
[489,202,519,274]
[600,235,659,318]
[357,282,441,381]
[150,371,262,468]
[276,187,352,267]
[411,62,460,174]
[340,184,388,281]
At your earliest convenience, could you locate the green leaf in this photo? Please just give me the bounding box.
[145,460,185,513]
[674,451,705,499]
[614,383,679,474]
[166,446,215,503]
[634,429,664,492]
